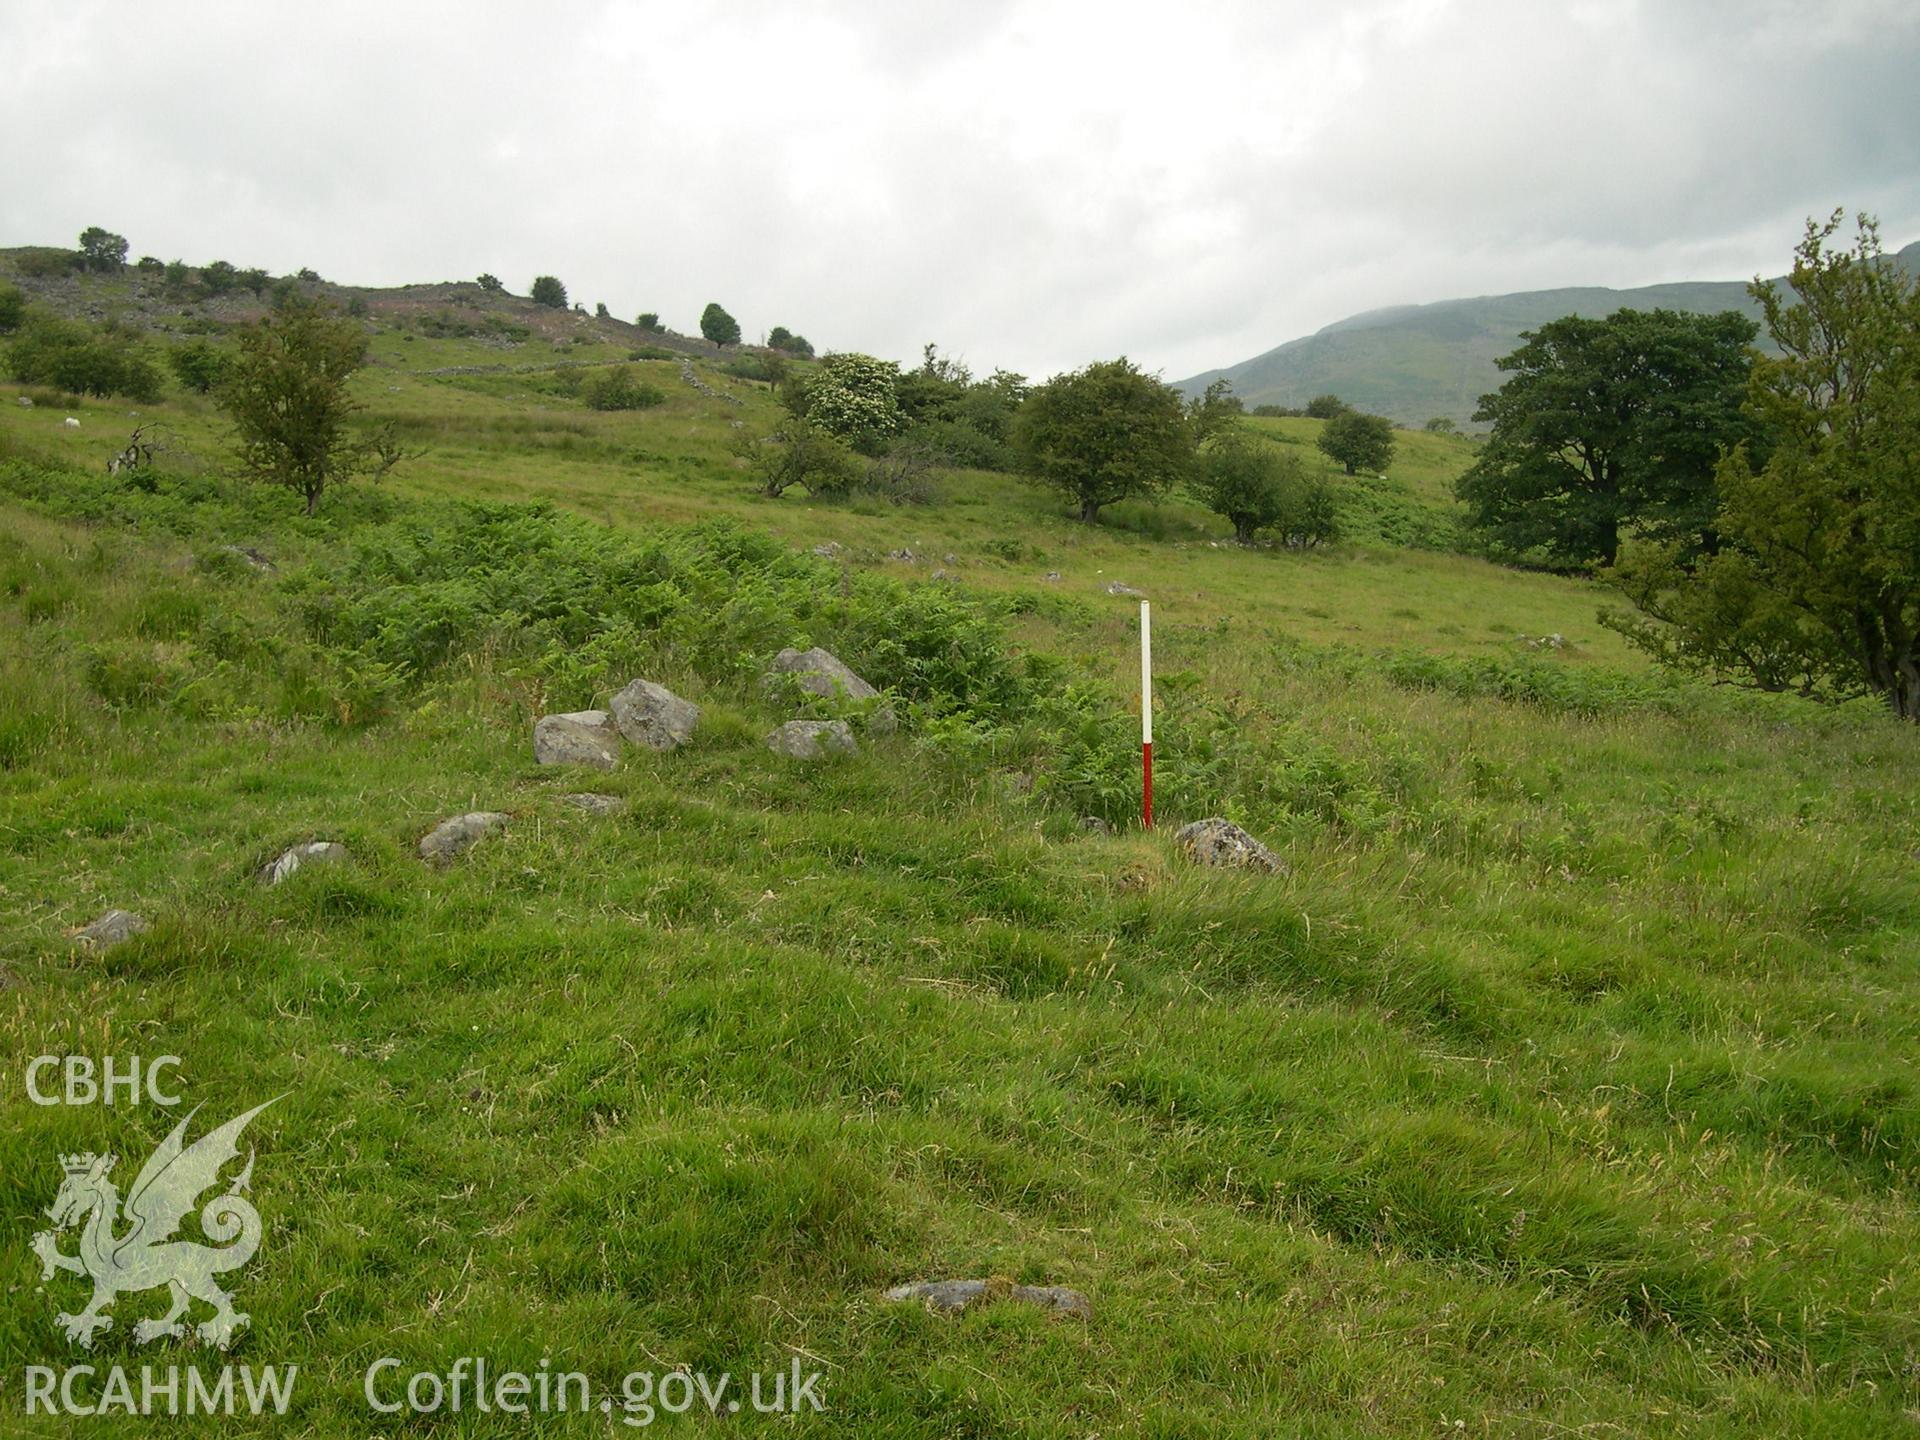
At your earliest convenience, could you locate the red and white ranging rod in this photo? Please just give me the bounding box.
[1140,600,1153,830]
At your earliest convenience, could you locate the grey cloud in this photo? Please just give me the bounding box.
[1,1,1915,384]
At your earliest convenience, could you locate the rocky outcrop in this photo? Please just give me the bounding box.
[534,710,621,769]
[882,1279,1090,1318]
[766,719,858,760]
[73,909,149,950]
[609,680,700,751]
[1174,818,1286,873]
[419,812,509,863]
[560,792,628,817]
[257,841,348,885]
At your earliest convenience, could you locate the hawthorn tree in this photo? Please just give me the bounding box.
[1605,213,1920,720]
[477,273,504,293]
[1304,394,1350,419]
[700,302,741,346]
[1317,410,1395,476]
[1192,432,1293,541]
[786,351,902,452]
[1458,308,1760,566]
[220,297,405,515]
[1013,357,1194,524]
[530,275,568,309]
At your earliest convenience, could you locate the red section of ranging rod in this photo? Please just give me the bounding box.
[1142,741,1153,829]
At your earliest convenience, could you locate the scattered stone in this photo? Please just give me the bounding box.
[882,1279,1090,1319]
[16,395,32,408]
[766,719,858,760]
[811,541,845,559]
[763,647,895,733]
[1174,818,1287,874]
[1042,571,1062,582]
[257,841,348,886]
[73,910,149,950]
[1081,816,1113,835]
[942,552,957,565]
[1104,581,1145,597]
[419,812,509,863]
[218,545,276,573]
[63,417,80,428]
[609,679,700,751]
[560,792,628,816]
[887,547,919,563]
[534,710,622,770]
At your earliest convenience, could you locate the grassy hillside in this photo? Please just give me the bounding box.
[2,290,1919,1436]
[1179,239,1920,427]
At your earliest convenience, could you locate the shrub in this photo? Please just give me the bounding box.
[719,354,784,385]
[12,248,81,278]
[7,317,163,401]
[733,419,861,498]
[1304,394,1351,419]
[767,326,814,357]
[201,260,239,296]
[531,275,568,309]
[636,312,660,331]
[0,283,24,334]
[168,339,229,394]
[578,366,666,411]
[477,273,504,293]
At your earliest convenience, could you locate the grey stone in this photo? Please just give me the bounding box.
[766,719,857,760]
[882,1279,1090,1318]
[811,541,845,559]
[16,395,33,408]
[609,679,700,751]
[560,792,628,817]
[1105,581,1145,597]
[218,545,275,573]
[74,910,149,950]
[1042,571,1062,582]
[763,647,877,702]
[258,841,348,885]
[763,647,894,733]
[1174,818,1287,874]
[419,812,509,863]
[534,711,621,769]
[1080,816,1113,835]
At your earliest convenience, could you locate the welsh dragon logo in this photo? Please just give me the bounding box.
[30,1099,279,1351]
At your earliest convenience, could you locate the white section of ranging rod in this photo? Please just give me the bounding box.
[1141,601,1153,744]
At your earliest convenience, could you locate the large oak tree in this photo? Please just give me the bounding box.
[1459,308,1760,567]
[1606,214,1920,720]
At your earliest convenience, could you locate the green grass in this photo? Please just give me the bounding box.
[1,318,1917,1436]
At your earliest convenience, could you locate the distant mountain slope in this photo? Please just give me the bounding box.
[1180,240,1920,428]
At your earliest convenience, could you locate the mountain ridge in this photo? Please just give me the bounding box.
[1180,239,1920,427]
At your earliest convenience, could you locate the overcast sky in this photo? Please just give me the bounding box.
[4,0,1918,381]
